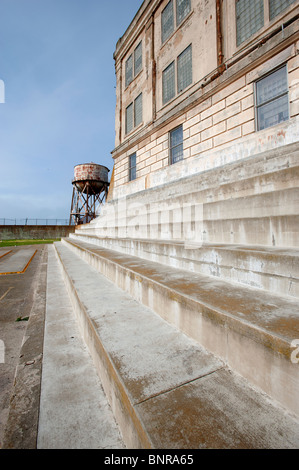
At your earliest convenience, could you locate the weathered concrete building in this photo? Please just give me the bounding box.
[109,0,299,199]
[56,0,299,448]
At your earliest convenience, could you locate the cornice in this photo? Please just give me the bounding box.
[113,0,161,63]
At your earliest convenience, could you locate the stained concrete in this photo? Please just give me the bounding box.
[61,236,299,418]
[54,240,299,449]
[0,247,37,274]
[37,246,124,449]
[0,245,48,449]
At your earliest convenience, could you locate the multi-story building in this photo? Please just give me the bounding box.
[109,0,299,201]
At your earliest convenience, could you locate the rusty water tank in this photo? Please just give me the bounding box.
[73,163,109,194]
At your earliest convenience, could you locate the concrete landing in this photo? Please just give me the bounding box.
[54,241,299,449]
[37,246,124,449]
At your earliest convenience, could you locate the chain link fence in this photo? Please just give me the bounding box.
[0,218,70,226]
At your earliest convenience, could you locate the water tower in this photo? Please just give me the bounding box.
[69,163,110,225]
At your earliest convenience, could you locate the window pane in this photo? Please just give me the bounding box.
[163,61,175,104]
[129,153,137,181]
[176,0,191,26]
[134,93,143,127]
[170,125,183,148]
[126,103,133,134]
[171,143,184,163]
[177,45,192,93]
[256,66,288,106]
[170,126,183,164]
[257,94,289,130]
[162,0,174,43]
[236,0,264,46]
[125,55,133,87]
[134,42,142,76]
[269,0,295,20]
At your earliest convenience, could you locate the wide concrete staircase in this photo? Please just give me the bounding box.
[54,141,299,448]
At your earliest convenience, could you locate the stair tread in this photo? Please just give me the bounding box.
[72,233,299,257]
[55,241,299,448]
[64,238,299,357]
[37,246,124,449]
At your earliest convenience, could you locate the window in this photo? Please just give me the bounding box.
[125,94,143,135]
[177,45,192,93]
[125,103,133,134]
[129,153,137,181]
[134,93,143,127]
[255,65,289,131]
[170,125,183,164]
[176,0,191,26]
[134,42,142,76]
[163,45,192,105]
[163,62,176,105]
[125,55,133,88]
[236,0,264,46]
[269,0,296,20]
[162,0,191,44]
[162,0,174,43]
[125,42,143,88]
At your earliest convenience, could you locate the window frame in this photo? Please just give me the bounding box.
[134,92,143,128]
[125,93,143,136]
[269,0,296,21]
[161,0,192,45]
[235,0,297,50]
[176,0,191,27]
[125,54,133,88]
[129,153,137,182]
[162,44,192,106]
[125,41,143,89]
[169,125,184,165]
[254,64,290,132]
[235,0,264,48]
[134,41,143,77]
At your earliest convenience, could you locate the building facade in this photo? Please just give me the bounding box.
[110,0,299,199]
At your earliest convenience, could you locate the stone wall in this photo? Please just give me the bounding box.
[0,225,75,240]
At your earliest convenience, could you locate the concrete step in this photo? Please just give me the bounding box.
[61,237,299,418]
[54,240,299,449]
[70,233,299,299]
[78,142,299,247]
[37,245,124,449]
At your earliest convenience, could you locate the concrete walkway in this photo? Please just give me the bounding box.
[37,246,124,449]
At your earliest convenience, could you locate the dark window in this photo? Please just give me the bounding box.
[236,0,264,46]
[129,153,137,181]
[255,66,289,131]
[170,125,184,164]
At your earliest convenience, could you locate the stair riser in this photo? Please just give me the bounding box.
[70,234,299,298]
[62,239,299,417]
[54,245,153,449]
[79,210,299,248]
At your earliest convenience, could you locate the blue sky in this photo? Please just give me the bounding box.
[0,0,143,221]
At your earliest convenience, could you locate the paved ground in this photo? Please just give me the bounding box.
[0,244,47,448]
[0,244,124,449]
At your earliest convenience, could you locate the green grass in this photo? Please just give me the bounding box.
[0,239,61,247]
